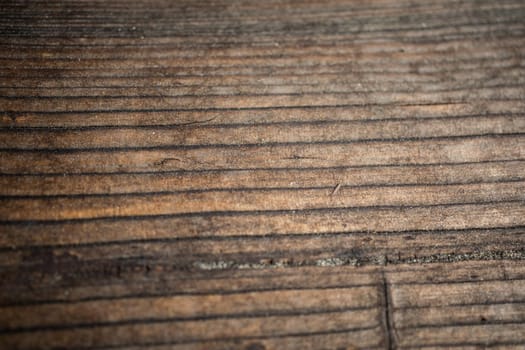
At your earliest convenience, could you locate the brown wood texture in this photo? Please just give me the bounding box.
[0,0,524,349]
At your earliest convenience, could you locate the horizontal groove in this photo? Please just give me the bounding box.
[1,178,523,199]
[1,33,524,53]
[1,38,523,60]
[399,319,525,330]
[0,1,519,23]
[1,38,524,62]
[2,277,525,309]
[2,14,522,32]
[0,284,379,307]
[0,305,378,334]
[0,101,470,114]
[1,225,524,251]
[2,62,523,80]
[2,53,523,72]
[396,300,525,312]
[4,244,524,277]
[1,30,522,48]
[2,43,524,61]
[2,83,524,100]
[0,77,518,91]
[1,27,522,48]
[4,113,523,131]
[1,132,523,153]
[0,0,518,15]
[1,158,523,177]
[0,199,523,224]
[1,17,522,41]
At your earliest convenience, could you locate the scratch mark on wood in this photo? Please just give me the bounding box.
[331,183,342,196]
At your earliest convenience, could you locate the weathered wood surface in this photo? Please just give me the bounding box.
[0,0,524,349]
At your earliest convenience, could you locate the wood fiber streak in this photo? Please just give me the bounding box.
[0,0,524,349]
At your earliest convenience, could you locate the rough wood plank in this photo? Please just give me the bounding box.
[1,0,524,349]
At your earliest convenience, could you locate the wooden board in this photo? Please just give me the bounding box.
[0,0,524,348]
